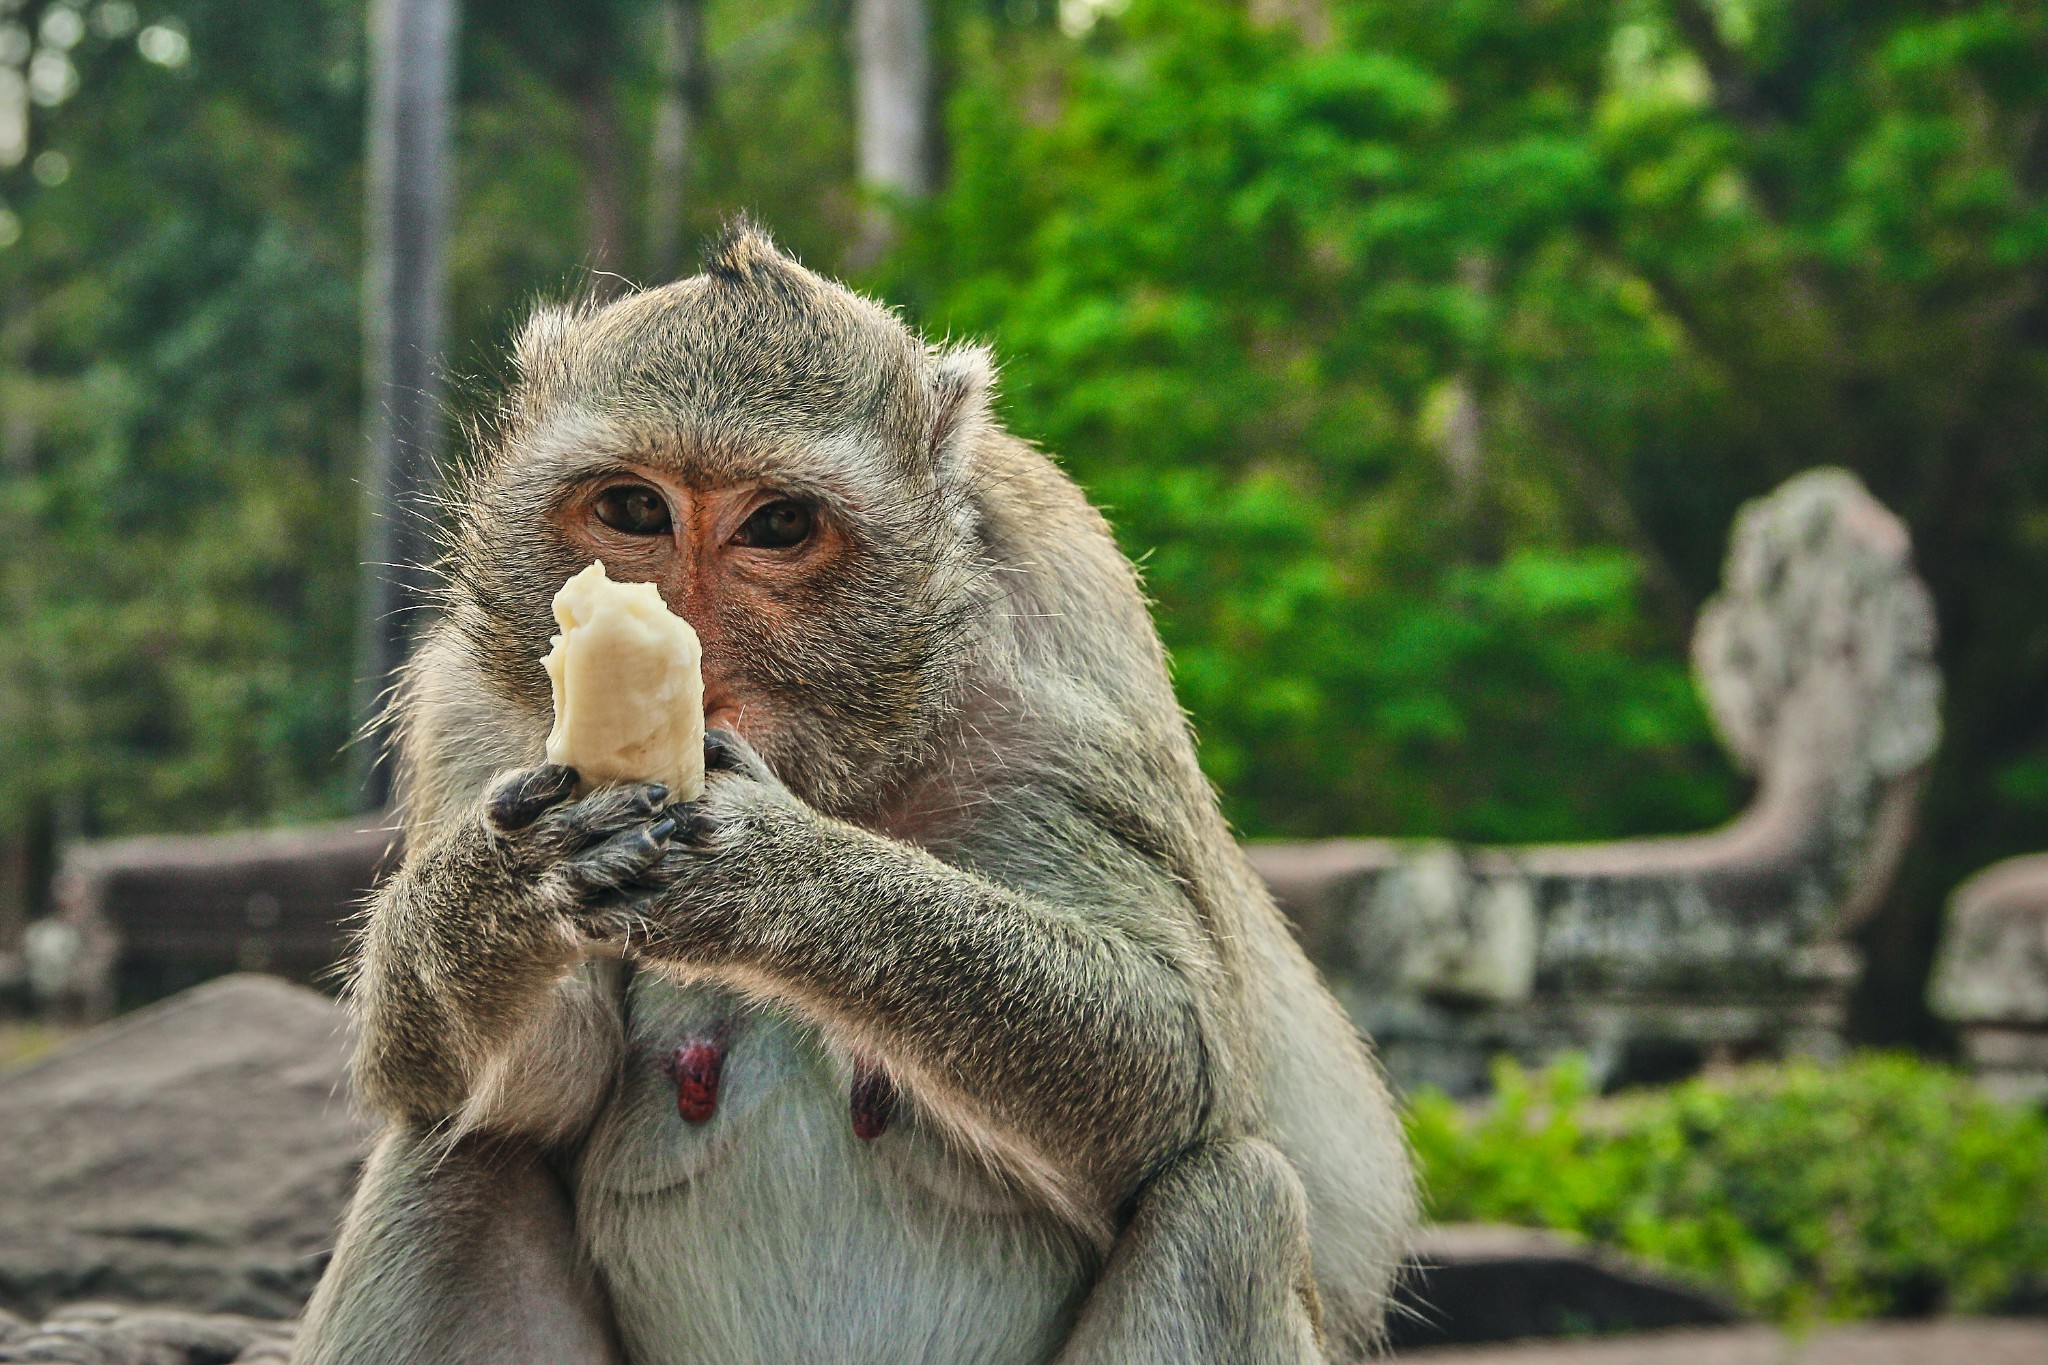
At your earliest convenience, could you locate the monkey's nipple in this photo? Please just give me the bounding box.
[850,1057,897,1141]
[667,1025,730,1125]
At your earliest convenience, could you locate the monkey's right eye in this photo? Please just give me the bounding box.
[593,485,672,536]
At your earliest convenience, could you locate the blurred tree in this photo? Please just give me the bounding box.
[355,0,455,807]
[851,0,934,261]
[644,0,706,281]
[0,0,366,850]
[0,0,870,867]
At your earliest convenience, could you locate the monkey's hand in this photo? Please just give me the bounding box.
[350,765,678,1127]
[633,731,1216,1230]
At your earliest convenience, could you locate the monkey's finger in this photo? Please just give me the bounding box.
[704,729,774,783]
[531,780,670,852]
[486,764,579,832]
[665,802,723,853]
[555,819,675,895]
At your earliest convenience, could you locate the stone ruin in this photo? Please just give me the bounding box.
[1250,468,1942,1095]
[1930,855,2048,1102]
[27,821,398,1019]
[19,468,1943,1101]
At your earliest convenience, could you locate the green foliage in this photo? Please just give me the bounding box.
[0,0,366,833]
[1409,1055,2048,1321]
[887,0,1750,840]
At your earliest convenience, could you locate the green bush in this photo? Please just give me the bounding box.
[1407,1054,2048,1322]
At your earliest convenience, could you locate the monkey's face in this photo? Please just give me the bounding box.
[540,458,976,816]
[560,470,843,740]
[448,234,992,819]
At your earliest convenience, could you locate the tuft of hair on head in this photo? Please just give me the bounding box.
[703,215,792,284]
[511,303,581,381]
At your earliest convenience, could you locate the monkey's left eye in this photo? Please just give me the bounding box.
[594,484,672,536]
[733,499,815,550]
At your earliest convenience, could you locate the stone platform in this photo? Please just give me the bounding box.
[1396,1318,2048,1364]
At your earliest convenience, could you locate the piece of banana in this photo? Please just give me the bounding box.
[541,561,706,800]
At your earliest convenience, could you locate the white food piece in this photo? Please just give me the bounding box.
[541,561,706,800]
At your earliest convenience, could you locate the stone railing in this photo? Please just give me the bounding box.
[35,821,398,1017]
[1251,469,1942,1095]
[25,470,1942,1099]
[1929,855,2048,1102]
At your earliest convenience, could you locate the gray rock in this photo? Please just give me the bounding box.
[0,975,367,1320]
[0,1304,292,1365]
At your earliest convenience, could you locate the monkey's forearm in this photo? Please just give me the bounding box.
[640,810,1215,1201]
[351,855,584,1124]
[348,777,665,1129]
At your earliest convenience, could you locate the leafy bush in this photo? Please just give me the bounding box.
[1407,1055,2048,1321]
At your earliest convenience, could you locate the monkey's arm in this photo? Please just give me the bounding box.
[634,736,1222,1223]
[301,769,667,1365]
[349,768,673,1131]
[296,1130,623,1365]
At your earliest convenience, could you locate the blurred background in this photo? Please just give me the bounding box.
[0,0,2046,1351]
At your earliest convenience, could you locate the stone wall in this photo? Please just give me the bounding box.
[32,821,398,1017]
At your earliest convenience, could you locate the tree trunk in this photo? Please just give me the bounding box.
[853,0,932,197]
[355,0,456,809]
[850,0,932,263]
[646,0,703,283]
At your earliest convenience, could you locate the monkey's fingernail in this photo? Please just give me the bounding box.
[488,763,579,829]
[645,783,669,805]
[647,817,677,841]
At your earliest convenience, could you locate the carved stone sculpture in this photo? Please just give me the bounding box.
[1253,468,1942,1094]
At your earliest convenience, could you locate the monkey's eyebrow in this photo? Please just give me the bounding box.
[538,463,645,512]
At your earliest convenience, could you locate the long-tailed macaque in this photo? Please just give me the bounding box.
[296,224,1414,1364]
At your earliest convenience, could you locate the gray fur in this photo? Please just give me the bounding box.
[296,222,1413,1365]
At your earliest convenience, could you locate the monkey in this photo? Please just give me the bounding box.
[295,222,1415,1365]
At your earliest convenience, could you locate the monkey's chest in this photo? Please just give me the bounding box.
[572,976,1089,1365]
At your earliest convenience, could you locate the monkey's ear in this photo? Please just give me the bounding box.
[926,343,996,477]
[512,304,578,380]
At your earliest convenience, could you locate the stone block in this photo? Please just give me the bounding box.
[43,822,398,1015]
